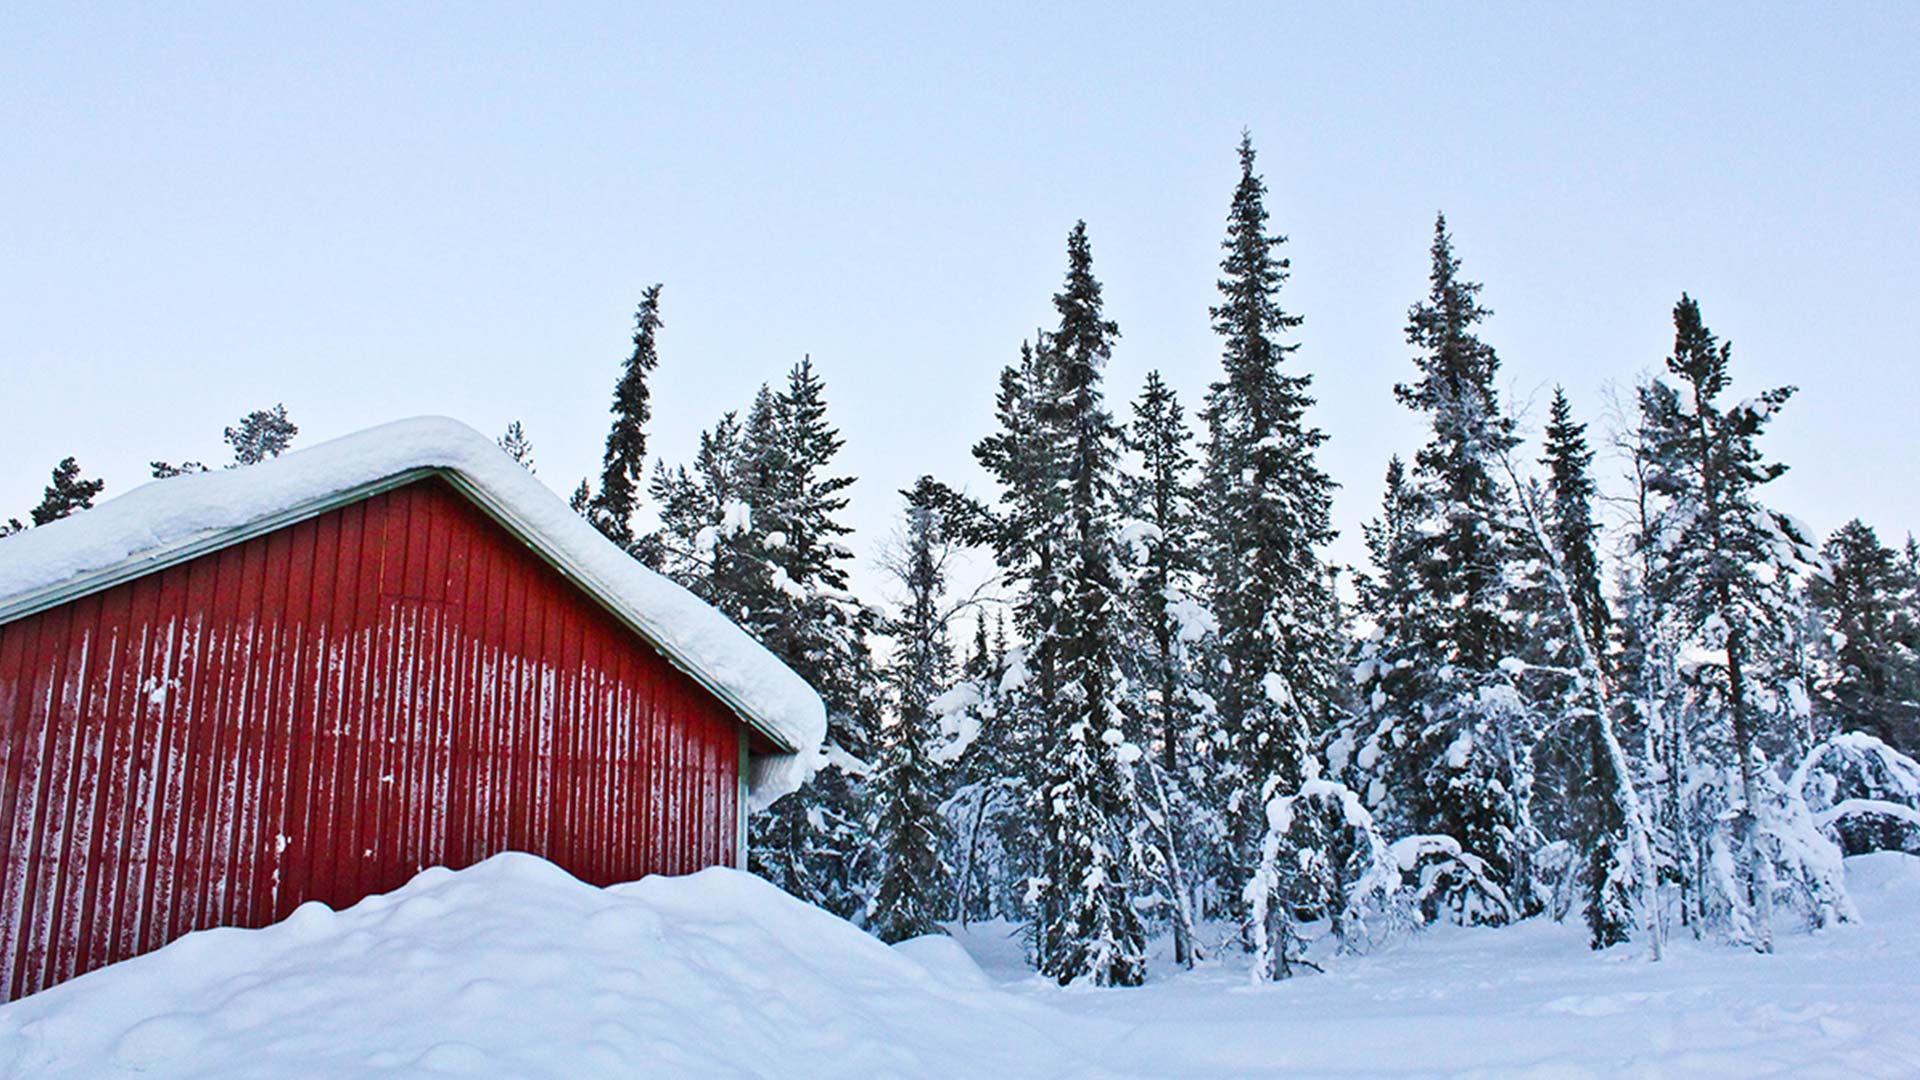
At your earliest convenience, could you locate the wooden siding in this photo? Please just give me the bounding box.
[0,476,743,1002]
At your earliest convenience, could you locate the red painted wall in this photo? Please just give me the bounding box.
[0,476,743,1002]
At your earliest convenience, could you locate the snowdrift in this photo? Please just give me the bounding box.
[0,854,1093,1080]
[6,852,1920,1078]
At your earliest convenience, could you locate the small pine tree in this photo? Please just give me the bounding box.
[592,285,663,545]
[1355,456,1415,629]
[569,478,592,517]
[225,405,298,465]
[30,457,106,525]
[1123,370,1201,773]
[1541,388,1610,654]
[498,421,536,472]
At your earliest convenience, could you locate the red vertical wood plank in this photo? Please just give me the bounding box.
[372,486,414,897]
[699,705,717,868]
[646,663,666,876]
[568,616,593,878]
[217,535,271,927]
[191,549,237,934]
[506,581,525,859]
[442,501,474,867]
[304,503,350,909]
[234,528,291,929]
[343,490,395,906]
[610,655,633,881]
[0,613,50,1001]
[38,597,105,993]
[500,530,524,862]
[73,583,138,982]
[264,519,316,922]
[536,593,562,861]
[475,518,505,863]
[140,566,193,956]
[664,677,683,875]
[276,510,328,920]
[442,487,473,868]
[322,497,372,910]
[104,577,160,967]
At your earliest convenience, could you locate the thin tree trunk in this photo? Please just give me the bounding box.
[957,786,990,927]
[1726,624,1775,953]
[1143,762,1199,967]
[1502,451,1663,958]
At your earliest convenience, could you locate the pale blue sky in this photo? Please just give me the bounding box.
[4,4,1917,596]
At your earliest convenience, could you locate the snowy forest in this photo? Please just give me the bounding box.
[13,135,1920,988]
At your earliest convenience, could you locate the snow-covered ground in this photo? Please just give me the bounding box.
[4,853,1918,1079]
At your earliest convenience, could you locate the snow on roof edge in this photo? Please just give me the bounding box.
[0,416,825,808]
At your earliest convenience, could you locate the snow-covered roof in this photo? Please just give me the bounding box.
[0,417,824,808]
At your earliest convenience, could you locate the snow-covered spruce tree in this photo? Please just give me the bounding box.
[975,338,1069,706]
[644,374,880,921]
[969,338,1068,922]
[1199,134,1341,922]
[645,412,749,612]
[1117,370,1209,966]
[1354,456,1416,639]
[1037,223,1147,986]
[1810,520,1920,754]
[1338,457,1418,794]
[1542,390,1611,656]
[869,478,956,943]
[497,421,535,472]
[1637,294,1824,951]
[1123,371,1205,772]
[591,284,663,547]
[1351,215,1533,920]
[738,363,883,921]
[974,223,1145,985]
[30,457,106,525]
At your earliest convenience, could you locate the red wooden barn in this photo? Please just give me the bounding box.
[0,417,824,1002]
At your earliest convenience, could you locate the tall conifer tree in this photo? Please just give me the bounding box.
[1356,215,1531,911]
[1031,222,1146,986]
[870,478,956,943]
[592,284,663,546]
[1200,134,1340,911]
